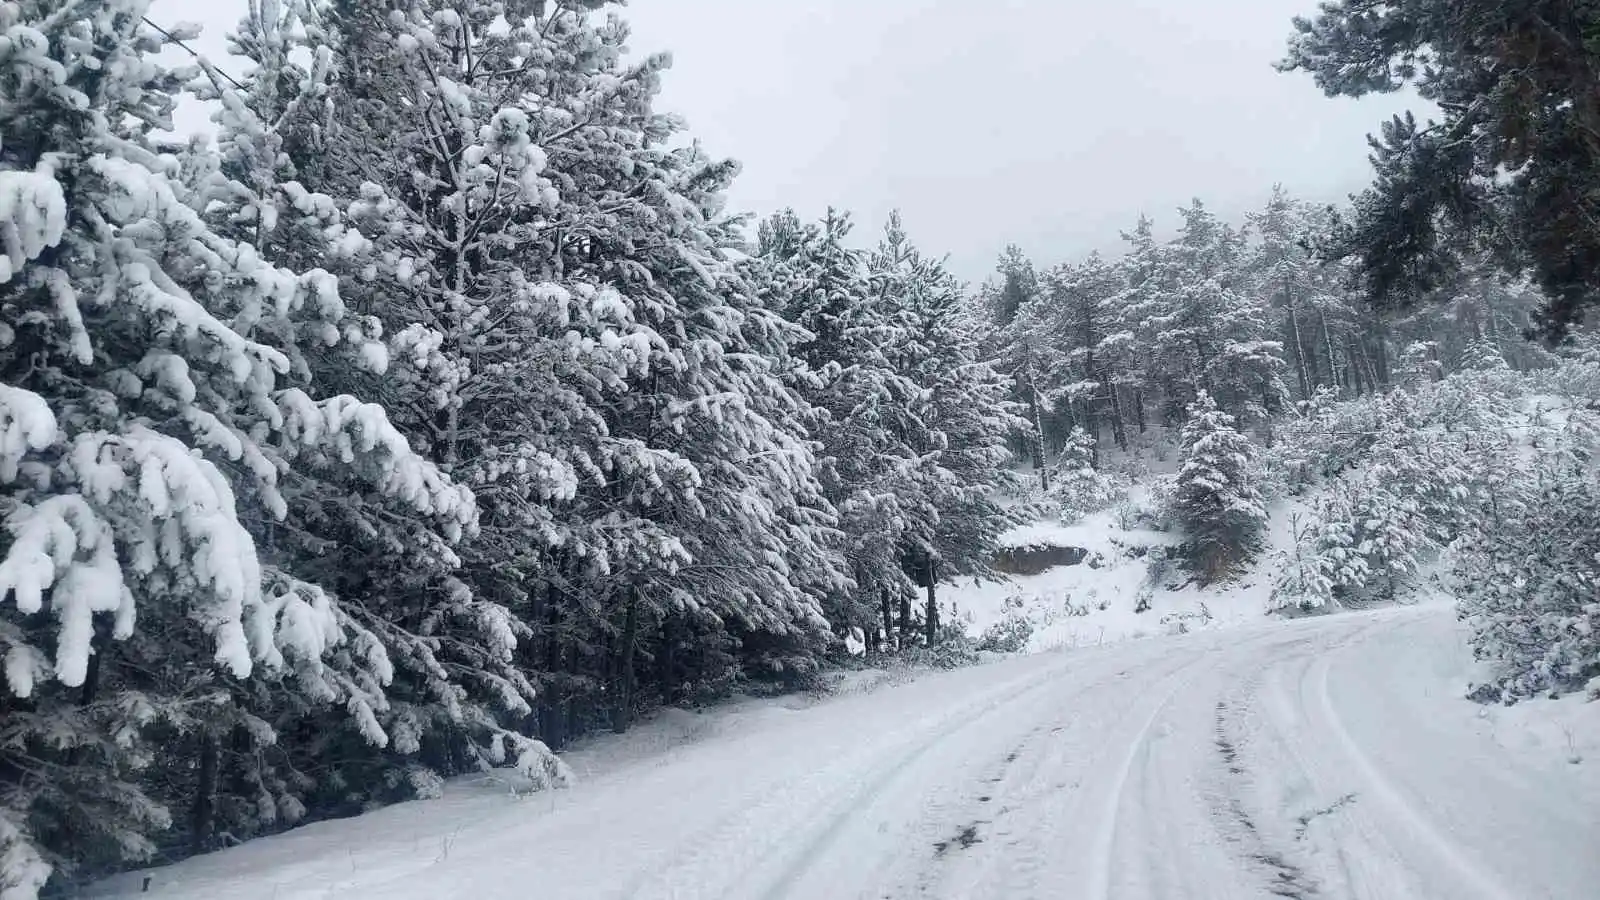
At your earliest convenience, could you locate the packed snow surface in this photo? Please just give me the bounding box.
[97,604,1596,900]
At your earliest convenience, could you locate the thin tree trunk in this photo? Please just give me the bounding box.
[1285,284,1311,398]
[898,589,912,646]
[1022,357,1048,489]
[1107,385,1128,452]
[1319,309,1340,394]
[880,586,895,652]
[191,734,218,855]
[540,579,565,750]
[613,590,639,733]
[924,557,939,646]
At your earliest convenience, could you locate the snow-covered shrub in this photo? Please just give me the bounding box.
[1266,386,1384,495]
[903,623,981,670]
[975,612,1034,654]
[1455,417,1600,703]
[1269,511,1339,611]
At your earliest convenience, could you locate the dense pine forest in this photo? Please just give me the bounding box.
[2,1,1598,896]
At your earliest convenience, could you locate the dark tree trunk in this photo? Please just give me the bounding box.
[1107,385,1128,453]
[924,557,939,646]
[898,589,912,646]
[79,618,110,706]
[880,586,895,652]
[1319,310,1341,393]
[539,579,566,750]
[191,734,218,855]
[613,591,639,734]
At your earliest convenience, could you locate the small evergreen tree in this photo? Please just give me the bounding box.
[1172,392,1266,582]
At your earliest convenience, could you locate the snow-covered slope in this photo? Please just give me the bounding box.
[945,498,1304,653]
[92,605,1597,900]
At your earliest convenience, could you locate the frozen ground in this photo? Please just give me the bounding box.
[95,604,1598,900]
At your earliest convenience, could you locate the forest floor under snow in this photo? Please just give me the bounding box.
[95,598,1598,900]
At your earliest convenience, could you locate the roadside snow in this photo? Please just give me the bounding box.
[950,505,1291,653]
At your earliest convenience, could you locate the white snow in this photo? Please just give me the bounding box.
[950,506,1265,653]
[88,605,1598,900]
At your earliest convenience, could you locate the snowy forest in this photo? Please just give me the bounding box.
[2,1,1598,897]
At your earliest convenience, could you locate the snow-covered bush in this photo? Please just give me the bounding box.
[1454,415,1600,703]
[975,611,1034,654]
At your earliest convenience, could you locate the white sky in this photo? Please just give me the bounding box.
[152,0,1418,283]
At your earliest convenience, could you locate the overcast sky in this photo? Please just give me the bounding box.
[153,0,1417,283]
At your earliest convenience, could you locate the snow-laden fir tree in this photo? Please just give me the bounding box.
[987,247,1056,485]
[1171,391,1266,582]
[867,213,1021,642]
[756,209,923,648]
[0,0,475,891]
[1031,253,1133,458]
[297,0,849,735]
[1044,427,1126,523]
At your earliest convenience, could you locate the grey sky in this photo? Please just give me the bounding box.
[154,0,1416,283]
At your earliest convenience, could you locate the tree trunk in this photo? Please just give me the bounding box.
[613,590,639,734]
[1023,358,1048,489]
[880,586,896,652]
[1134,387,1147,433]
[897,589,912,646]
[657,612,677,706]
[923,557,939,646]
[1369,322,1391,387]
[539,579,566,750]
[80,618,110,706]
[191,734,218,855]
[1107,385,1128,452]
[1285,283,1312,399]
[1346,339,1367,396]
[1318,309,1341,395]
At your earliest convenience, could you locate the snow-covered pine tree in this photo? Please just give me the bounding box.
[989,248,1057,485]
[1245,187,1364,403]
[867,213,1021,641]
[1033,253,1132,458]
[1045,427,1126,523]
[1153,201,1287,428]
[555,143,846,713]
[1397,341,1443,389]
[1269,511,1338,611]
[1171,392,1266,582]
[298,0,849,736]
[756,209,925,649]
[0,1,473,890]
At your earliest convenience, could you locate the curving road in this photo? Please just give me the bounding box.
[115,605,1598,900]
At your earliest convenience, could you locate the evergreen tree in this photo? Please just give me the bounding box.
[1281,0,1600,338]
[0,0,472,888]
[1455,417,1600,701]
[868,214,1022,641]
[1171,392,1266,582]
[756,210,923,648]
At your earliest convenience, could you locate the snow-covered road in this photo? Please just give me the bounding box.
[105,606,1597,900]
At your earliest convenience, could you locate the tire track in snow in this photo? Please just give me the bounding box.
[918,651,1205,900]
[1309,651,1522,900]
[1083,670,1191,900]
[621,653,1078,900]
